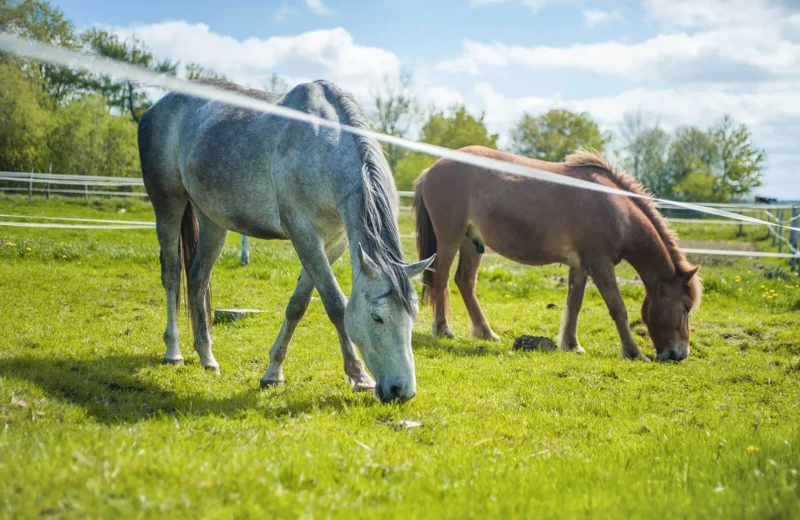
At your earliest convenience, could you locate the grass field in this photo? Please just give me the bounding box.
[1,194,799,518]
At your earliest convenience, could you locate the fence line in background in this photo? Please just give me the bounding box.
[3,173,799,270]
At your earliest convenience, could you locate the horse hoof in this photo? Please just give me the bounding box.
[472,330,500,342]
[259,378,284,389]
[352,378,376,392]
[162,357,184,366]
[622,350,648,361]
[204,365,221,373]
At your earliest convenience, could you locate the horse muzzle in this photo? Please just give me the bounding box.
[657,344,689,362]
[376,380,416,403]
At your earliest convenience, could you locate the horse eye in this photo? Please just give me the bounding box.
[371,314,384,324]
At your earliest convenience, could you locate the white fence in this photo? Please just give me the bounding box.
[0,172,148,199]
[1,172,798,271]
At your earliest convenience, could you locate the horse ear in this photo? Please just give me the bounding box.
[404,255,436,279]
[358,243,380,280]
[682,265,700,281]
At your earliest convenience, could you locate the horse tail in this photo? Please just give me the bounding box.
[179,203,212,328]
[414,171,436,306]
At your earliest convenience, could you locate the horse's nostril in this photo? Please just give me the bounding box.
[389,384,403,399]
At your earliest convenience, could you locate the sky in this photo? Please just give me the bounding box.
[54,0,800,198]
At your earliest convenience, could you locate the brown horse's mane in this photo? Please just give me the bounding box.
[564,151,702,308]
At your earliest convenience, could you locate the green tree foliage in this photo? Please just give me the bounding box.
[619,110,671,196]
[262,73,289,94]
[619,110,766,202]
[0,0,84,105]
[48,95,140,177]
[421,105,499,150]
[81,28,178,122]
[711,115,765,199]
[371,68,421,169]
[511,109,611,162]
[393,105,498,190]
[185,62,226,81]
[0,61,52,172]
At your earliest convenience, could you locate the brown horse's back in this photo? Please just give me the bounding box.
[416,146,632,269]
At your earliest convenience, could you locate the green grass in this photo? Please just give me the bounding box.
[1,195,799,518]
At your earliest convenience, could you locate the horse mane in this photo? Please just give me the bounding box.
[315,81,415,314]
[193,77,284,103]
[565,151,702,308]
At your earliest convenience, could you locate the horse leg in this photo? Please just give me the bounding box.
[260,269,314,387]
[557,267,588,354]
[586,262,648,361]
[187,212,228,371]
[455,235,499,341]
[154,201,188,364]
[287,228,375,391]
[431,239,459,339]
[260,236,374,390]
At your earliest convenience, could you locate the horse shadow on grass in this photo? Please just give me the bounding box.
[0,353,373,425]
[411,331,505,358]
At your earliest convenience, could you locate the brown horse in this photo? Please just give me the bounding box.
[413,146,702,362]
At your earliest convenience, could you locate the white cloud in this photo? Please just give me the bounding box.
[114,22,398,99]
[582,9,623,28]
[305,0,336,16]
[642,0,791,28]
[423,86,465,108]
[438,26,800,83]
[470,82,800,196]
[472,82,800,132]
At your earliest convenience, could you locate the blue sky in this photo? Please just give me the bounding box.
[54,0,800,197]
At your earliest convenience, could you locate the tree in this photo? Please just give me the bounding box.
[511,109,611,162]
[666,126,718,190]
[47,95,139,178]
[711,115,765,199]
[619,110,671,196]
[393,105,498,190]
[185,62,225,81]
[262,73,289,94]
[421,105,499,150]
[0,61,52,172]
[81,29,178,122]
[673,158,719,202]
[371,68,421,169]
[0,0,85,105]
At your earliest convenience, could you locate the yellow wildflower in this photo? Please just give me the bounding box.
[25,247,31,253]
[747,445,759,453]
[4,242,15,247]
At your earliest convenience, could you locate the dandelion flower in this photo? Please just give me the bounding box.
[747,445,759,453]
[25,247,31,253]
[4,242,15,247]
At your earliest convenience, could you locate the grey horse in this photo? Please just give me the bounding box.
[138,79,434,403]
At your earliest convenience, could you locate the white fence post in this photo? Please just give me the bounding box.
[240,235,250,266]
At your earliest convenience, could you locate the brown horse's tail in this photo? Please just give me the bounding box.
[414,172,436,305]
[179,203,212,329]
